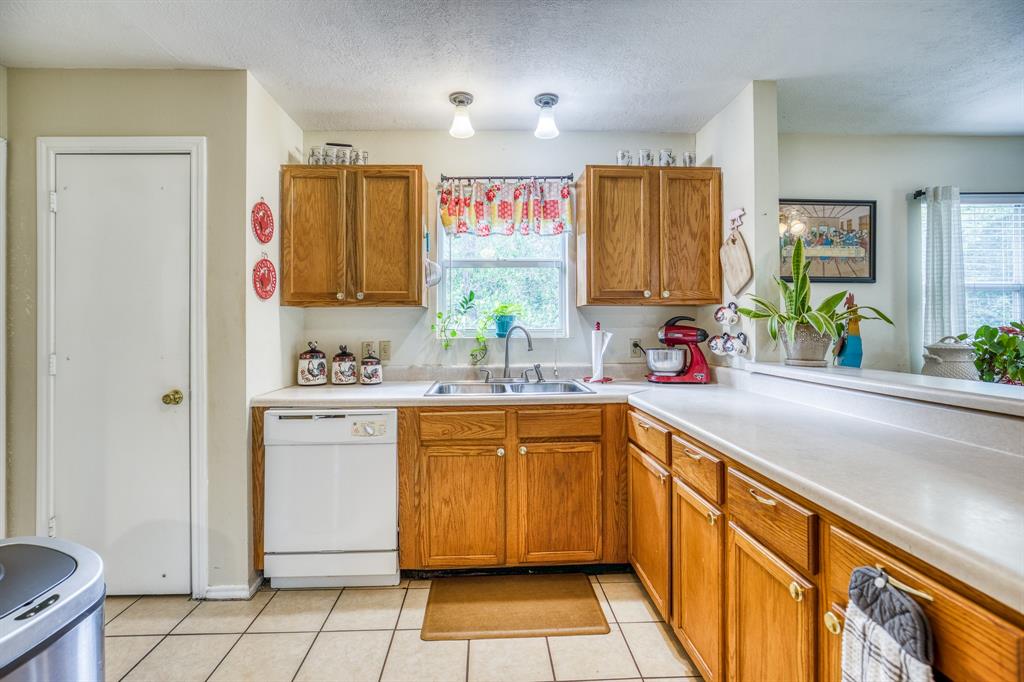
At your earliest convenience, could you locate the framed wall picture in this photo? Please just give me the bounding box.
[779,199,876,283]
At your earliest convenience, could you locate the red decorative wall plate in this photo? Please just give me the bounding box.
[253,257,277,300]
[251,200,274,244]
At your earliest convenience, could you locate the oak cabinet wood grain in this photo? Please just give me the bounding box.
[281,167,347,305]
[671,434,724,505]
[514,442,602,563]
[627,410,670,466]
[280,164,423,307]
[419,444,506,567]
[672,478,725,682]
[628,443,672,621]
[727,523,816,682]
[577,165,722,305]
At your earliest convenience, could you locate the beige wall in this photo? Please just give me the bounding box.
[301,130,698,372]
[695,81,780,364]
[5,69,250,587]
[778,134,1024,371]
[0,65,7,138]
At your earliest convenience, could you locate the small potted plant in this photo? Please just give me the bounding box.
[490,302,525,338]
[958,323,1024,384]
[432,291,476,351]
[738,238,892,366]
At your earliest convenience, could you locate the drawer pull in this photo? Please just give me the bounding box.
[496,447,505,457]
[706,512,716,526]
[824,611,842,635]
[748,488,777,506]
[637,422,651,430]
[788,581,804,602]
[875,565,934,602]
[685,449,703,461]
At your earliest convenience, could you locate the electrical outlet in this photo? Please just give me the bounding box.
[630,338,643,358]
[361,341,378,359]
[378,340,391,361]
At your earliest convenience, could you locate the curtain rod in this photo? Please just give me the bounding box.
[439,173,574,182]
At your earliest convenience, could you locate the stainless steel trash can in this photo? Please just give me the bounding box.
[0,537,105,681]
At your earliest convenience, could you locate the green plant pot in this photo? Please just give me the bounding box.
[495,314,517,338]
[780,324,833,367]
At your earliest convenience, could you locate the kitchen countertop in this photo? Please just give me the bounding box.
[253,379,1024,612]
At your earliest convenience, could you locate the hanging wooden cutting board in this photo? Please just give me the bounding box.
[720,227,753,296]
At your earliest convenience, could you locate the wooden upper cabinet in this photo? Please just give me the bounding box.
[353,168,422,304]
[628,443,672,621]
[515,442,602,564]
[658,169,722,304]
[420,444,506,567]
[281,167,347,305]
[577,165,721,305]
[727,523,816,682]
[280,165,423,307]
[579,167,656,302]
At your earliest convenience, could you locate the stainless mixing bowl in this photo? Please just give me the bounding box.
[643,347,685,375]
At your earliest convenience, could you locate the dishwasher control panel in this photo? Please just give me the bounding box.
[351,420,387,437]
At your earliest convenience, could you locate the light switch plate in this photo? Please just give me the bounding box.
[378,340,391,361]
[361,341,378,359]
[630,338,643,358]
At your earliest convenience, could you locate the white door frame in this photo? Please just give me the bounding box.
[0,137,7,539]
[36,137,209,598]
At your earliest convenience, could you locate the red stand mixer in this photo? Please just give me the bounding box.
[645,316,710,384]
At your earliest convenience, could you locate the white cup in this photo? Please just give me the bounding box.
[659,149,675,166]
[638,149,654,166]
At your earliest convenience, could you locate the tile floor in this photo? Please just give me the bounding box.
[103,573,701,682]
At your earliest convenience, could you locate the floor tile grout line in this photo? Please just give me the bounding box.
[204,586,280,682]
[378,586,410,682]
[103,594,143,628]
[544,635,557,681]
[596,581,644,680]
[116,597,201,681]
[463,639,470,682]
[284,586,349,681]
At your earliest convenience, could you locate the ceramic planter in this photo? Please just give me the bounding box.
[494,314,517,338]
[921,336,977,381]
[780,324,833,367]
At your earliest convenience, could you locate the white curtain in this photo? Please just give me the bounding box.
[922,186,966,344]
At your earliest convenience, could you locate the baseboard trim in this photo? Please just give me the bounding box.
[204,577,261,601]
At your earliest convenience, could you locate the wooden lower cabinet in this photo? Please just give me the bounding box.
[727,522,816,682]
[419,444,506,567]
[516,442,602,563]
[628,443,671,621]
[671,478,725,682]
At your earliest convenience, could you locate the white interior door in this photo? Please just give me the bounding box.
[52,153,191,594]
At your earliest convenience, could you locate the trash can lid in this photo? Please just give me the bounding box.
[0,544,77,619]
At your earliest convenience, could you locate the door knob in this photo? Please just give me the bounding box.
[161,389,184,405]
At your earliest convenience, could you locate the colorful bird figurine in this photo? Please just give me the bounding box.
[834,293,863,368]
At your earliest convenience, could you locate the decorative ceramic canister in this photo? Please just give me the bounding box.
[332,345,357,385]
[922,336,977,380]
[659,148,676,166]
[616,149,632,166]
[360,351,383,385]
[297,342,328,385]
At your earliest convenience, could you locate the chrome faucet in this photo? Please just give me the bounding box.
[503,324,534,378]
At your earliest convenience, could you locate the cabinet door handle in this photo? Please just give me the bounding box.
[336,292,345,300]
[748,488,777,507]
[356,292,365,300]
[661,290,670,298]
[643,290,652,298]
[496,447,505,457]
[788,581,804,602]
[823,611,842,636]
[518,445,528,456]
[706,511,716,526]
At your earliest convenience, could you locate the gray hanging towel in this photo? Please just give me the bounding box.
[841,566,934,682]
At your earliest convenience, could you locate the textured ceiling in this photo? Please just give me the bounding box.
[1,0,1021,134]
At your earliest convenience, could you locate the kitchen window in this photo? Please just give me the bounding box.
[438,231,568,337]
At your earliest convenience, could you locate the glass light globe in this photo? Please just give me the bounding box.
[534,106,559,139]
[449,104,474,139]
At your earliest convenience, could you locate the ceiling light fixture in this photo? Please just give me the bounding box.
[448,91,475,139]
[533,93,560,139]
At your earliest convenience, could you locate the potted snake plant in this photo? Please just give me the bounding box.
[738,238,892,366]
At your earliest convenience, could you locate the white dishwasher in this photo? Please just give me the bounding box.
[263,409,399,588]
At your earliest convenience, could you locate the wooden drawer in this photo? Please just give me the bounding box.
[671,435,724,504]
[627,411,670,465]
[419,410,506,442]
[726,469,817,574]
[517,407,602,439]
[825,525,1024,682]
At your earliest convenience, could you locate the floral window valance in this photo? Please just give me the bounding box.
[438,178,574,237]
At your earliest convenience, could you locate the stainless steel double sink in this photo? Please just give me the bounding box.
[424,380,595,396]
